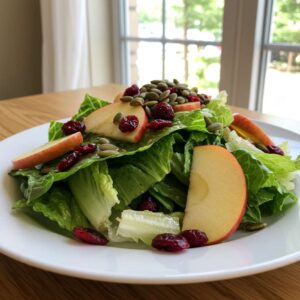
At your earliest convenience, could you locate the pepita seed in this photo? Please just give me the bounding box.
[98,150,119,157]
[130,98,144,106]
[159,89,170,101]
[177,97,185,104]
[120,95,133,102]
[157,82,168,90]
[176,96,185,103]
[99,144,119,151]
[150,80,162,84]
[144,106,152,118]
[245,222,267,231]
[170,101,178,106]
[207,122,223,132]
[143,83,157,89]
[113,112,123,124]
[166,81,175,87]
[169,93,178,101]
[176,83,188,89]
[98,137,110,144]
[150,88,162,95]
[139,92,146,98]
[140,87,147,93]
[162,97,170,103]
[144,100,158,107]
[190,91,197,96]
[145,92,159,100]
[181,90,190,97]
[173,78,179,84]
[191,87,198,93]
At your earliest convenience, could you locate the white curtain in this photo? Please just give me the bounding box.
[40,0,91,92]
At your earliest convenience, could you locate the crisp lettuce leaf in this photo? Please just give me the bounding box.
[149,175,187,208]
[68,161,119,230]
[170,152,189,185]
[13,185,89,231]
[72,94,109,121]
[48,121,64,141]
[206,96,233,127]
[110,135,176,209]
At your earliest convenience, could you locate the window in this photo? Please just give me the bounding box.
[113,0,300,121]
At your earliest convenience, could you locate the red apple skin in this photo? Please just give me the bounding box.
[230,113,273,146]
[12,132,83,169]
[173,102,201,112]
[182,145,247,245]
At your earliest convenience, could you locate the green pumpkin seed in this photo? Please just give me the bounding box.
[191,87,198,93]
[130,98,144,106]
[162,97,170,103]
[207,122,223,132]
[98,137,110,144]
[150,79,162,84]
[144,106,152,118]
[140,87,147,93]
[169,93,178,101]
[181,90,190,97]
[159,89,170,101]
[245,222,267,231]
[170,101,178,106]
[143,83,157,89]
[173,78,179,84]
[176,83,188,89]
[150,88,162,95]
[157,82,169,90]
[145,92,159,100]
[190,91,197,97]
[113,112,124,124]
[99,144,119,151]
[144,100,158,107]
[166,81,175,87]
[177,97,186,104]
[139,92,146,98]
[98,150,119,157]
[120,95,133,102]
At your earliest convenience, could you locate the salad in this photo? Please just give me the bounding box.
[10,79,300,252]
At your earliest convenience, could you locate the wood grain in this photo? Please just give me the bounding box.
[1,84,300,300]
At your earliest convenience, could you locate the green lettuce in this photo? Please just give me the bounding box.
[48,121,64,141]
[68,161,119,230]
[109,135,176,209]
[13,184,89,231]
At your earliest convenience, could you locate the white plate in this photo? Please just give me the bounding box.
[0,120,299,284]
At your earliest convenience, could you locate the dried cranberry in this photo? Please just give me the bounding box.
[118,115,139,132]
[169,87,178,94]
[73,227,108,245]
[137,195,158,212]
[187,95,200,102]
[180,230,208,248]
[62,120,85,135]
[267,145,284,156]
[147,119,172,130]
[152,233,190,252]
[123,84,139,96]
[56,151,80,172]
[74,143,97,155]
[152,102,174,120]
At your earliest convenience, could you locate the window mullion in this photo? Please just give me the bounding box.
[162,0,166,79]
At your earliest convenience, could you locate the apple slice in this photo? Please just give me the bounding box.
[173,102,201,112]
[84,102,148,143]
[230,113,273,146]
[12,132,83,169]
[182,145,247,244]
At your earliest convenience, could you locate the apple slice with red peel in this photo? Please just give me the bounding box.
[182,145,247,245]
[230,113,273,146]
[12,132,83,169]
[84,102,148,143]
[173,102,201,112]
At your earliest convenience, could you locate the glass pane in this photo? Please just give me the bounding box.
[271,0,300,44]
[262,50,300,121]
[127,0,162,38]
[164,44,221,96]
[165,0,224,41]
[128,42,163,85]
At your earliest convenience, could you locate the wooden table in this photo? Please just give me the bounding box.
[1,84,300,300]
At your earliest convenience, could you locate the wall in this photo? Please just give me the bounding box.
[0,0,42,100]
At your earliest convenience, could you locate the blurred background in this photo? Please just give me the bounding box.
[0,0,299,121]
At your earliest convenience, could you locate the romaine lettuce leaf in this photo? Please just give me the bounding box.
[13,184,89,231]
[68,161,119,230]
[48,121,64,141]
[206,97,233,127]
